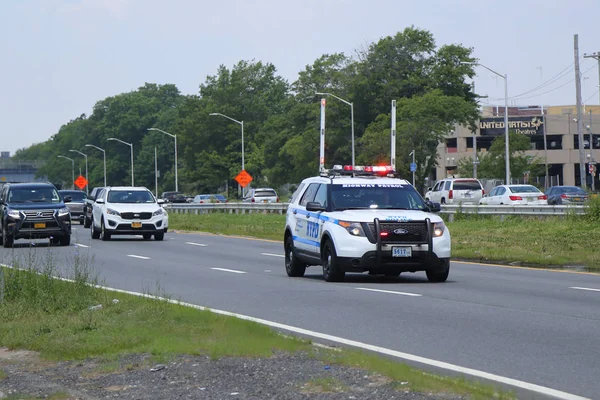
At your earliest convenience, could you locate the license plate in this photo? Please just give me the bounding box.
[392,246,412,257]
[263,200,268,203]
[463,193,472,198]
[34,222,46,229]
[131,222,142,228]
[574,197,581,201]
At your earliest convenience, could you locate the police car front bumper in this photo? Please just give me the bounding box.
[336,249,448,273]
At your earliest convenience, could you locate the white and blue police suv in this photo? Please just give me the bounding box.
[284,165,451,282]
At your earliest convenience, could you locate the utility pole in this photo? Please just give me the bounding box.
[584,51,600,191]
[574,34,587,189]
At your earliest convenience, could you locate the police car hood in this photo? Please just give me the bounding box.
[328,209,443,223]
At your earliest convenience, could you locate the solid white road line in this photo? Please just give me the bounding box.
[91,284,589,400]
[75,243,89,248]
[261,253,285,258]
[570,286,600,292]
[186,242,207,247]
[210,267,246,274]
[0,261,589,400]
[127,255,151,260]
[355,287,422,297]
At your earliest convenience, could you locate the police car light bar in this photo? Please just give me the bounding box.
[329,164,395,176]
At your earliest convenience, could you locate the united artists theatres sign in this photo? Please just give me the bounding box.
[479,116,545,136]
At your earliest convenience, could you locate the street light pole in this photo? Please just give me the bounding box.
[57,155,75,189]
[69,149,88,194]
[461,62,510,184]
[315,92,355,169]
[209,112,245,196]
[84,144,107,187]
[147,128,178,192]
[107,138,134,186]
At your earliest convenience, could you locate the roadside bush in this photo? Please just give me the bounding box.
[586,195,600,223]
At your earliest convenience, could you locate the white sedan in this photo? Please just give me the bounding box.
[479,184,548,205]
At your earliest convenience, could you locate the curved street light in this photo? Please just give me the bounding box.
[147,128,178,192]
[209,112,245,196]
[107,138,134,186]
[85,144,107,187]
[461,61,510,184]
[57,155,75,189]
[69,149,88,194]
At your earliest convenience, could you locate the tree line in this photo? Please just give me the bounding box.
[14,26,484,196]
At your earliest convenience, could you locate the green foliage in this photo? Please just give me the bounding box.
[15,27,479,194]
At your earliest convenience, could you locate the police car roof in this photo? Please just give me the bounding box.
[302,176,411,185]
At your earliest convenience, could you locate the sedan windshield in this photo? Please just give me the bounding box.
[330,184,426,211]
[108,190,155,203]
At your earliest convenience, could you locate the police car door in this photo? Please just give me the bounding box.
[294,183,320,256]
[308,183,328,255]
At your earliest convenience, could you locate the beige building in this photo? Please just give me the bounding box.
[436,105,600,188]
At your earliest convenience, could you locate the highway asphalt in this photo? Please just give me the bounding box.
[1,225,599,399]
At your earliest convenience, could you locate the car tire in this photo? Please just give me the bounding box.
[90,219,100,239]
[100,219,111,241]
[284,234,306,277]
[60,235,71,246]
[83,214,91,229]
[154,232,164,241]
[385,271,402,277]
[143,234,152,240]
[321,239,345,282]
[2,225,13,248]
[426,258,450,283]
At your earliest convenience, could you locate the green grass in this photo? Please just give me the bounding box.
[0,252,513,399]
[2,393,71,400]
[168,210,600,272]
[0,368,6,380]
[302,376,348,393]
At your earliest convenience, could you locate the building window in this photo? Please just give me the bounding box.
[445,138,457,153]
[574,134,599,150]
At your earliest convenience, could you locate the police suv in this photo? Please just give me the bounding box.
[284,165,451,282]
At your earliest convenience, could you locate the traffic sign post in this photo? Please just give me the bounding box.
[410,162,417,172]
[74,175,88,190]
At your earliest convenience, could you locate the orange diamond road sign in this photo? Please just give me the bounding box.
[74,175,88,190]
[234,170,253,188]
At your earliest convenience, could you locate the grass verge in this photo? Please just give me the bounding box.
[168,210,600,272]
[0,251,514,399]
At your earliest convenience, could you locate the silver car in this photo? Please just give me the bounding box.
[243,188,279,203]
[58,190,87,224]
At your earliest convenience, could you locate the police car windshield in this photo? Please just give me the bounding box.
[330,184,426,211]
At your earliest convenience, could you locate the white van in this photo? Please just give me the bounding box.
[424,178,484,205]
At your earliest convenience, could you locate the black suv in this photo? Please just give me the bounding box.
[0,182,72,247]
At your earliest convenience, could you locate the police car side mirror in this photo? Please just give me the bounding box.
[425,201,441,212]
[306,202,326,212]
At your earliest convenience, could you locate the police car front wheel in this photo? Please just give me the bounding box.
[284,235,306,277]
[426,259,450,283]
[322,239,345,282]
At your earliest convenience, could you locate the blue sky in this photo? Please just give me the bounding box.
[1,0,599,155]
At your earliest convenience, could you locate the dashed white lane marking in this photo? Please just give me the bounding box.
[211,267,246,274]
[75,243,89,248]
[570,286,600,293]
[355,287,422,297]
[186,242,208,247]
[127,254,151,260]
[264,269,272,272]
[261,253,285,258]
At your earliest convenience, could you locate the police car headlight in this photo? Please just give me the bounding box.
[338,221,365,237]
[433,221,445,237]
[152,208,164,216]
[106,208,120,216]
[57,207,70,217]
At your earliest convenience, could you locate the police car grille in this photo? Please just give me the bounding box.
[23,210,55,220]
[120,212,152,220]
[368,221,428,243]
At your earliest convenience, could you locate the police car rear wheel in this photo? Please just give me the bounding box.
[322,240,345,282]
[426,259,450,282]
[285,235,306,277]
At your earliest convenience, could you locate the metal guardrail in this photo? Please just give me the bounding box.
[164,202,587,219]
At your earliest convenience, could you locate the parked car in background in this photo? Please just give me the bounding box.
[192,194,227,203]
[161,191,187,203]
[424,178,484,205]
[545,186,589,205]
[59,189,87,224]
[479,184,548,205]
[243,188,279,203]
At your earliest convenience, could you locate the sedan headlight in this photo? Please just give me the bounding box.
[338,220,365,237]
[152,208,164,216]
[106,208,120,216]
[57,207,70,217]
[433,221,445,237]
[7,210,21,219]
